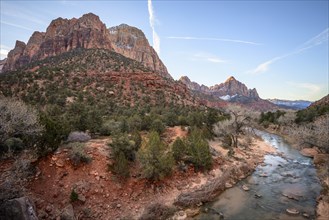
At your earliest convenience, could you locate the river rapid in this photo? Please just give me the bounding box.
[196,131,321,220]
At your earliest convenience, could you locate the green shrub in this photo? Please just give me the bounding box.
[99,119,121,135]
[138,131,174,181]
[68,143,92,166]
[37,108,70,156]
[186,129,212,171]
[70,189,79,202]
[150,119,165,134]
[110,133,136,161]
[109,151,130,178]
[172,138,187,162]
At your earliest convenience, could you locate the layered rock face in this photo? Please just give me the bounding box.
[210,76,260,99]
[3,13,112,71]
[109,24,170,79]
[3,13,170,78]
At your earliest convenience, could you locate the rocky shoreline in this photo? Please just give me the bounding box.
[264,127,329,220]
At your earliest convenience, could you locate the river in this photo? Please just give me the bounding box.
[196,131,321,220]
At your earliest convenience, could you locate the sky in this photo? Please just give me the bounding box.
[0,0,328,101]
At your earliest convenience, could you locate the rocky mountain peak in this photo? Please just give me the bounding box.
[225,76,236,83]
[2,13,171,78]
[108,23,170,78]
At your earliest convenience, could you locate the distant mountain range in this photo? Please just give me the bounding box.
[267,99,312,110]
[179,76,276,111]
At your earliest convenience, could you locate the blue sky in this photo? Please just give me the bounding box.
[1,0,328,101]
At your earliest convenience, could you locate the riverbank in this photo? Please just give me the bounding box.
[263,126,329,220]
[163,136,277,220]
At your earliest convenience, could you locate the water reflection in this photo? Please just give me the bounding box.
[196,131,321,220]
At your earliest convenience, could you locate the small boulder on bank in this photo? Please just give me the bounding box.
[300,147,319,158]
[0,196,38,220]
[60,204,75,220]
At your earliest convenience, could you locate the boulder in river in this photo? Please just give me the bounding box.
[259,172,268,177]
[254,193,262,198]
[242,184,250,191]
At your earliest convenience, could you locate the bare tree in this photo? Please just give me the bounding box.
[0,98,43,145]
[288,115,329,152]
[277,110,296,126]
[213,105,251,148]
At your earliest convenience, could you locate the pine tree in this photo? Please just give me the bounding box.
[138,131,174,181]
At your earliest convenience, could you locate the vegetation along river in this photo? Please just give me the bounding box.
[196,131,321,220]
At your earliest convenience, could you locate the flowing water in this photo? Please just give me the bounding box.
[196,131,321,220]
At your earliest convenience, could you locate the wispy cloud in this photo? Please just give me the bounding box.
[285,81,324,100]
[248,28,329,75]
[167,36,262,45]
[148,0,160,54]
[286,82,322,93]
[1,21,34,31]
[1,2,46,25]
[192,52,228,63]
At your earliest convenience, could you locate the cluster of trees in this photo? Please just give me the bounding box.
[172,128,213,171]
[109,127,213,181]
[295,104,329,124]
[259,108,329,153]
[259,110,286,127]
[0,96,222,169]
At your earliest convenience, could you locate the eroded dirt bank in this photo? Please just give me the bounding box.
[0,127,276,220]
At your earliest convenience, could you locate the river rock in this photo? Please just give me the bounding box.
[254,193,262,198]
[300,148,319,158]
[242,185,250,191]
[259,172,268,177]
[286,208,299,215]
